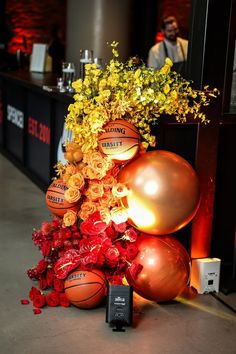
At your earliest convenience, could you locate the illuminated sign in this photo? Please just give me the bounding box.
[7,104,24,129]
[28,116,50,145]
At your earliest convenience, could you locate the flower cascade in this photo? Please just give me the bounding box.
[66,41,219,152]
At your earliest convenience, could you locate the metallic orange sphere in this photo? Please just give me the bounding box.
[126,234,190,302]
[118,150,200,234]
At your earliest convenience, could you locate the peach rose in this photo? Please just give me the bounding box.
[79,200,98,220]
[99,192,118,208]
[64,187,81,203]
[63,210,77,227]
[82,166,105,180]
[65,164,78,176]
[67,173,84,189]
[83,151,102,164]
[86,183,104,201]
[101,175,116,190]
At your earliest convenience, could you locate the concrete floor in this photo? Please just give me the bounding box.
[0,153,236,354]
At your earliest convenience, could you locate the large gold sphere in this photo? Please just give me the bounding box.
[125,234,191,302]
[118,150,200,235]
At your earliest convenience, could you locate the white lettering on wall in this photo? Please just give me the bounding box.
[7,104,24,129]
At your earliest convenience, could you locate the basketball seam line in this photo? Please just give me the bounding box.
[65,281,104,290]
[46,190,65,196]
[47,205,78,209]
[67,285,104,303]
[89,270,106,284]
[99,136,139,141]
[104,144,139,155]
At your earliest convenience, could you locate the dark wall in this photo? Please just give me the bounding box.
[5,0,67,54]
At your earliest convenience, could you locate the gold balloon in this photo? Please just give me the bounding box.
[126,234,191,302]
[118,150,200,234]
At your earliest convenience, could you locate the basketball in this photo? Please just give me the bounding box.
[45,179,79,217]
[64,268,107,309]
[98,119,140,162]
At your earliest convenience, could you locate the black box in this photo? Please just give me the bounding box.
[106,284,133,331]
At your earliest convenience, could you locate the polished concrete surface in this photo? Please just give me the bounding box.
[0,153,236,354]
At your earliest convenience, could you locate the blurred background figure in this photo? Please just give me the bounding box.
[147,15,188,76]
[48,24,65,74]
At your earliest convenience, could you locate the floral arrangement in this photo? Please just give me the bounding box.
[24,42,219,313]
[66,41,219,151]
[25,212,140,313]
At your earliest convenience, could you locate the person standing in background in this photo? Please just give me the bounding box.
[147,16,188,76]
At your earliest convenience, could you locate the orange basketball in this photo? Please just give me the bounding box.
[45,179,79,217]
[64,268,107,309]
[98,119,140,162]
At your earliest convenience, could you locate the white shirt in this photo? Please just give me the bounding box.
[147,37,188,69]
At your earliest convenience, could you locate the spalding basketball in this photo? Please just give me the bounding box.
[64,268,107,309]
[98,119,140,162]
[45,179,79,217]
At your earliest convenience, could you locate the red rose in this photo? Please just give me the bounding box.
[29,286,41,301]
[72,239,80,249]
[126,244,139,261]
[71,225,78,232]
[59,228,72,240]
[53,278,64,292]
[41,221,52,235]
[36,259,48,273]
[39,275,48,290]
[51,239,64,250]
[41,242,52,257]
[33,294,46,308]
[71,231,81,239]
[59,293,71,307]
[113,222,127,233]
[104,225,117,240]
[80,211,107,235]
[46,268,55,287]
[63,240,73,250]
[116,243,127,258]
[105,246,120,266]
[51,217,61,228]
[46,291,60,307]
[106,274,123,285]
[27,267,40,280]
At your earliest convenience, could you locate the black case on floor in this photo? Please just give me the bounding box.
[106,284,133,331]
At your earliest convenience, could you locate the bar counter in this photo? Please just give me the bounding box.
[0,70,73,190]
